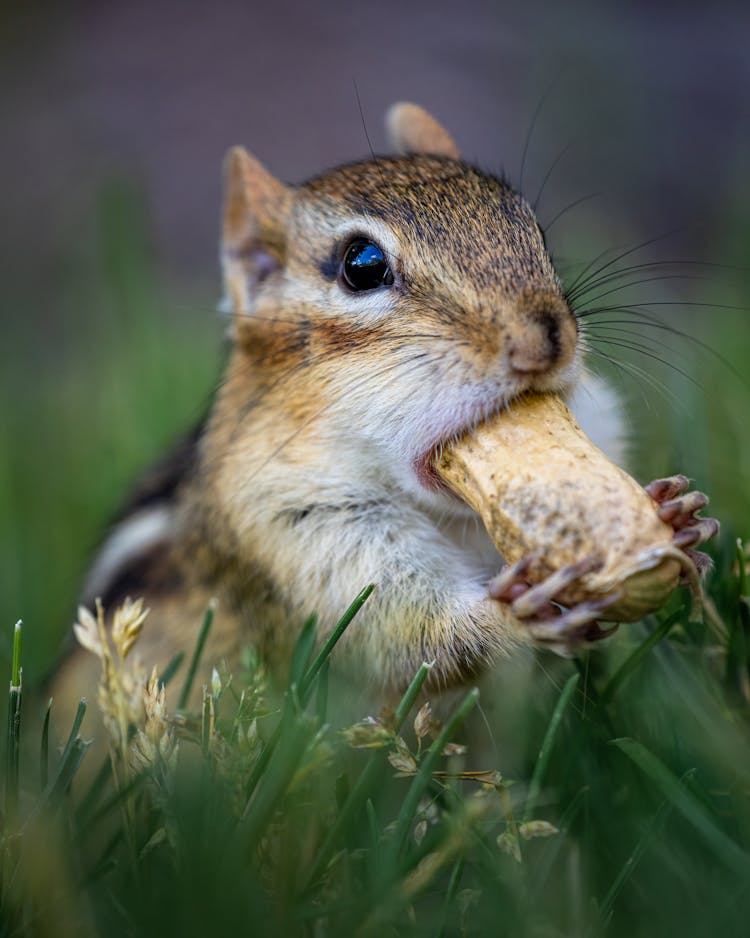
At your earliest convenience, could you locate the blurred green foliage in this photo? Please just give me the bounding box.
[0,180,220,678]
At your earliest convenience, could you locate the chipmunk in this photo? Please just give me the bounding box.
[51,103,718,713]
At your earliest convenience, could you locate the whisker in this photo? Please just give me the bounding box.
[583,325,684,362]
[565,242,632,296]
[565,258,744,305]
[586,336,705,393]
[519,70,565,196]
[567,268,708,305]
[542,192,601,233]
[577,300,750,315]
[584,348,656,412]
[578,306,750,389]
[571,274,708,309]
[586,347,685,413]
[532,140,573,214]
[563,224,694,297]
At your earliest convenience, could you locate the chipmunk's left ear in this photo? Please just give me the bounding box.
[221,146,293,318]
[386,103,460,159]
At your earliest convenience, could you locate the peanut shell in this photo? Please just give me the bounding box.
[433,393,695,621]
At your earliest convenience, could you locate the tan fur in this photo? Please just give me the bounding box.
[51,104,622,722]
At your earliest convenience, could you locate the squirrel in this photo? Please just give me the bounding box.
[50,103,718,713]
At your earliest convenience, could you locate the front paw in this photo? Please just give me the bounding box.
[645,475,720,575]
[489,555,620,657]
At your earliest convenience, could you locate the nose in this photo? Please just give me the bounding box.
[507,310,564,374]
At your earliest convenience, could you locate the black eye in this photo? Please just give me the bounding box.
[340,238,394,292]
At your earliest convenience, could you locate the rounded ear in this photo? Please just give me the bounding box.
[221,146,293,317]
[385,102,460,159]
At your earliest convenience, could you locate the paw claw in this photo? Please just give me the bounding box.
[673,517,720,549]
[657,491,708,525]
[645,474,690,502]
[488,554,539,601]
[527,600,621,658]
[646,475,719,552]
[526,594,621,642]
[510,555,600,619]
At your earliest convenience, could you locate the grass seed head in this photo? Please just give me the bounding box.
[111,596,149,660]
[340,715,395,749]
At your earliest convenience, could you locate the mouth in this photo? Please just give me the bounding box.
[412,367,578,497]
[412,397,513,496]
[413,446,453,493]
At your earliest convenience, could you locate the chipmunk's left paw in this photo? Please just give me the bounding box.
[645,475,719,576]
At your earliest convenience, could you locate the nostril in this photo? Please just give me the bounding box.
[507,310,562,373]
[536,311,561,364]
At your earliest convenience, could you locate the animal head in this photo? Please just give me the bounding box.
[217,104,581,512]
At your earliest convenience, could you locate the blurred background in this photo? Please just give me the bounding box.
[1,0,749,680]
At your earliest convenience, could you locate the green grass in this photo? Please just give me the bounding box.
[1,176,750,936]
[0,563,749,937]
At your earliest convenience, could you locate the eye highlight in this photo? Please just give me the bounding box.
[339,238,394,292]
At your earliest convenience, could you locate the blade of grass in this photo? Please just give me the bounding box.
[601,610,682,704]
[738,538,748,599]
[288,613,318,688]
[81,843,121,888]
[10,620,21,687]
[201,687,213,756]
[40,698,52,791]
[315,659,330,725]
[30,699,88,816]
[159,651,184,688]
[28,729,93,823]
[78,773,146,836]
[241,613,318,802]
[75,758,113,828]
[303,660,434,891]
[393,660,434,728]
[5,621,22,827]
[523,672,579,824]
[1,621,22,911]
[56,699,87,769]
[177,600,215,710]
[300,584,374,700]
[391,687,480,858]
[611,737,750,872]
[436,857,464,938]
[529,786,588,896]
[45,737,92,803]
[243,592,370,804]
[366,798,381,878]
[366,792,488,934]
[599,781,687,921]
[240,697,315,852]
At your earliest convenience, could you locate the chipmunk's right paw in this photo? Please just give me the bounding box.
[488,555,620,657]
